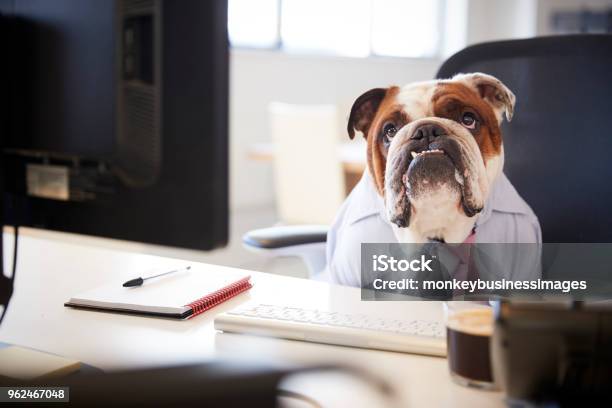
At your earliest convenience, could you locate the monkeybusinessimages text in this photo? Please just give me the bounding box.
[370,254,587,294]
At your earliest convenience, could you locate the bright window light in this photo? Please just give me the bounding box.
[280,0,371,57]
[228,0,443,58]
[228,0,279,48]
[371,0,440,57]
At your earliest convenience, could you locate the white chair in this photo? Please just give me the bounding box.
[269,102,345,225]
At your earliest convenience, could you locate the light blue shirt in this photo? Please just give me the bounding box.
[326,170,542,287]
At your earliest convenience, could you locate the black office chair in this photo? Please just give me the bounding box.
[244,34,612,276]
[437,34,612,243]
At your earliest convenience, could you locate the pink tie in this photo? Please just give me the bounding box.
[451,230,477,294]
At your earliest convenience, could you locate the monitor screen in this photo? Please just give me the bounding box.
[1,0,229,251]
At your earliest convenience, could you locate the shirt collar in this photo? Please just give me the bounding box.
[347,169,532,227]
[476,172,534,227]
[346,170,386,226]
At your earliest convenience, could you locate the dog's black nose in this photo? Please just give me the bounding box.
[411,124,445,142]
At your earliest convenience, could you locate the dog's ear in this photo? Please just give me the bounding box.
[347,88,387,139]
[456,73,516,123]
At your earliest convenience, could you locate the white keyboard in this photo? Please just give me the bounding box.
[214,304,447,357]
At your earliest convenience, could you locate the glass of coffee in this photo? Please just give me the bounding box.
[444,301,497,390]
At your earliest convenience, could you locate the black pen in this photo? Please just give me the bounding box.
[122,266,191,287]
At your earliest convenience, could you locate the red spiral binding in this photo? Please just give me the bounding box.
[185,276,252,318]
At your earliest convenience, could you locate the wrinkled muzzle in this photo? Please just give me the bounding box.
[384,118,489,228]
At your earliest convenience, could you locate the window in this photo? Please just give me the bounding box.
[228,0,444,58]
[228,0,280,48]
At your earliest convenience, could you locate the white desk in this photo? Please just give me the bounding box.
[0,229,503,407]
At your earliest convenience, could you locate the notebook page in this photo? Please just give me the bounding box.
[68,268,250,315]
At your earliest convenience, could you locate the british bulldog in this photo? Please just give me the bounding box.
[326,73,541,286]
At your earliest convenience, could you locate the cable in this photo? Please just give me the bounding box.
[12,225,18,282]
[277,389,323,408]
[276,365,398,408]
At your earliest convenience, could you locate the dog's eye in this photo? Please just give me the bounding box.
[461,112,477,129]
[383,122,397,140]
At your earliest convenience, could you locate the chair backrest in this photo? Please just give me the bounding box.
[269,102,345,224]
[437,35,612,242]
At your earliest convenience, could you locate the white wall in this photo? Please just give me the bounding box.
[229,50,440,210]
[465,0,538,45]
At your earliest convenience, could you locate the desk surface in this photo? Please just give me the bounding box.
[0,229,503,407]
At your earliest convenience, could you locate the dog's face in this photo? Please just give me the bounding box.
[347,73,515,242]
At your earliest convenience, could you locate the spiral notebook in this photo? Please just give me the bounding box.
[65,268,252,319]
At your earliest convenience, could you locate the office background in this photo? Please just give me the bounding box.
[24,0,612,277]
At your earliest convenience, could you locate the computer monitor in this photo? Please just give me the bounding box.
[1,0,228,249]
[0,0,229,320]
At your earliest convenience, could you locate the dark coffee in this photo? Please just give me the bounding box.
[446,308,493,385]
